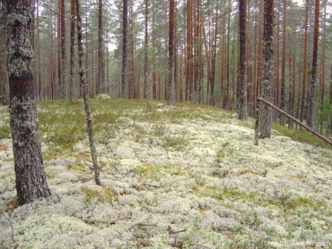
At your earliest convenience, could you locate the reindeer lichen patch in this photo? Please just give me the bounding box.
[0,99,331,248]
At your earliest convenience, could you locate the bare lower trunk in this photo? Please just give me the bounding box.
[60,0,67,100]
[259,0,274,138]
[6,0,51,205]
[1,4,9,105]
[238,0,247,120]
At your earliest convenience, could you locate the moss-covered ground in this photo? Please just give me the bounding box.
[0,98,331,248]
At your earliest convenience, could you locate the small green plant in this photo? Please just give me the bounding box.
[0,125,11,139]
[272,123,330,148]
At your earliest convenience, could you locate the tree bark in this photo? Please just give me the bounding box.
[60,0,67,100]
[280,0,286,125]
[300,0,309,126]
[319,2,326,133]
[259,0,274,138]
[121,0,128,98]
[306,0,320,128]
[167,0,175,106]
[97,0,105,94]
[144,0,149,99]
[186,0,193,101]
[69,0,76,101]
[329,64,332,134]
[76,0,101,186]
[1,2,9,105]
[35,0,42,100]
[5,0,51,205]
[238,0,247,120]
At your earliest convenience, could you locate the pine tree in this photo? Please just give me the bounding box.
[238,0,247,120]
[259,0,274,138]
[5,0,51,205]
[167,0,175,106]
[307,0,320,128]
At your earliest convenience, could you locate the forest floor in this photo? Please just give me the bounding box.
[0,97,332,249]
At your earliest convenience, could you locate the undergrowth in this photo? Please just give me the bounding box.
[272,123,331,149]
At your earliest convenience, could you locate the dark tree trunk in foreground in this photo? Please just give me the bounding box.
[167,0,175,106]
[1,2,9,105]
[76,0,101,186]
[306,0,320,128]
[5,0,51,205]
[121,0,128,98]
[259,0,274,138]
[237,0,247,120]
[330,64,332,134]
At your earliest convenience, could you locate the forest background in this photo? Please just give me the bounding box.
[0,0,332,134]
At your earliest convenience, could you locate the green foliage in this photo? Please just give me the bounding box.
[38,101,86,152]
[0,125,11,139]
[80,186,117,204]
[318,99,332,127]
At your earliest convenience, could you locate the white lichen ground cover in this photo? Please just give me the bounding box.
[0,99,331,249]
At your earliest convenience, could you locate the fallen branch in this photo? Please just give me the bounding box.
[257,97,332,146]
[168,225,187,235]
[110,216,132,225]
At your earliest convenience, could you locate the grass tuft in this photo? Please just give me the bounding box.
[272,123,331,148]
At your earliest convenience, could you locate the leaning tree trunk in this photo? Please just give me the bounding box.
[5,0,51,205]
[76,0,101,186]
[259,0,274,138]
[307,0,320,128]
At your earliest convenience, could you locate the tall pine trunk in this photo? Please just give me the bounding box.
[300,0,309,126]
[238,0,247,120]
[167,0,175,106]
[60,0,67,99]
[121,0,128,98]
[259,0,274,138]
[97,0,105,94]
[5,0,51,205]
[306,0,320,128]
[69,0,76,101]
[144,0,149,99]
[186,0,193,101]
[280,0,286,125]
